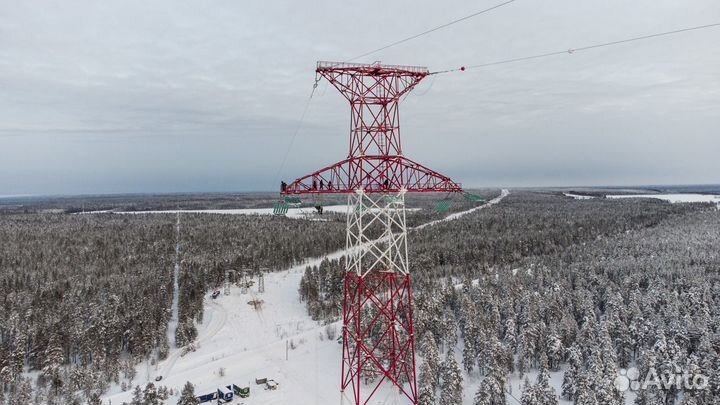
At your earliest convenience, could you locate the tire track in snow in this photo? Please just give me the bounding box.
[157,298,228,380]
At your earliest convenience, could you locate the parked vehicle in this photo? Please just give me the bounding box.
[232,384,250,398]
[265,380,278,390]
[197,392,218,403]
[217,385,233,402]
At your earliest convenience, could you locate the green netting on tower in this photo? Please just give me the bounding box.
[284,197,302,206]
[384,196,404,206]
[464,193,485,203]
[273,201,289,215]
[434,200,452,213]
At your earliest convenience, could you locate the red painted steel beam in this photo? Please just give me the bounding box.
[282,155,462,194]
[280,61,463,196]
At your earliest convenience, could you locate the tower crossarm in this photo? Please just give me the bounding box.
[281,155,462,195]
[280,61,462,195]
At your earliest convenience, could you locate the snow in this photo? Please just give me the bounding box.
[414,189,510,230]
[563,192,595,200]
[107,205,419,219]
[166,213,181,348]
[104,263,344,405]
[102,190,511,405]
[0,194,35,199]
[606,193,720,206]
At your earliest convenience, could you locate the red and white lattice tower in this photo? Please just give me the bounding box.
[282,61,462,405]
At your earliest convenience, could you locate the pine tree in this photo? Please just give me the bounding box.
[130,385,143,405]
[88,392,103,405]
[418,382,435,405]
[534,362,558,405]
[443,312,458,350]
[503,317,517,351]
[42,335,65,394]
[13,377,33,405]
[575,375,598,405]
[461,298,478,374]
[157,385,169,400]
[545,332,563,371]
[12,331,27,375]
[178,382,200,405]
[439,352,463,405]
[463,338,476,375]
[520,378,536,405]
[473,371,506,405]
[562,345,581,401]
[419,332,441,390]
[418,362,437,405]
[143,382,162,405]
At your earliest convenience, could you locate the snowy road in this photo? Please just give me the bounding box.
[414,189,509,230]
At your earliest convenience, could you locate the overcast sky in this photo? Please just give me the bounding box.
[1,0,718,195]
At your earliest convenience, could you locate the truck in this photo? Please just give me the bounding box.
[265,379,279,390]
[217,385,233,403]
[196,392,217,403]
[232,384,250,398]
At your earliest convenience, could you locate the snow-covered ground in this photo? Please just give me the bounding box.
[103,190,511,405]
[414,189,510,230]
[105,264,343,405]
[166,213,181,349]
[606,193,720,206]
[110,205,420,219]
[563,192,595,200]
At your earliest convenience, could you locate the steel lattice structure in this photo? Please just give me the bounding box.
[281,61,462,405]
[282,61,462,195]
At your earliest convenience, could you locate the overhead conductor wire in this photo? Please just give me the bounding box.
[276,74,321,182]
[431,22,720,75]
[347,0,519,62]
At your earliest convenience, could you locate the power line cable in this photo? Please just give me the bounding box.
[431,22,720,74]
[505,387,523,405]
[347,0,518,62]
[276,76,321,182]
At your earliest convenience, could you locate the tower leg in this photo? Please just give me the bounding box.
[341,190,418,405]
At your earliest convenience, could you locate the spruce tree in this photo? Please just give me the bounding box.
[473,371,507,405]
[130,385,143,405]
[88,392,103,405]
[562,345,581,401]
[534,361,558,405]
[520,378,536,405]
[143,382,162,405]
[439,351,463,405]
[178,381,200,405]
[13,378,33,405]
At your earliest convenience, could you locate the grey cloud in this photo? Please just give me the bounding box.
[1,0,718,194]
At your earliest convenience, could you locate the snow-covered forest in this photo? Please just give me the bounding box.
[1,191,719,405]
[300,192,720,405]
[0,212,345,404]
